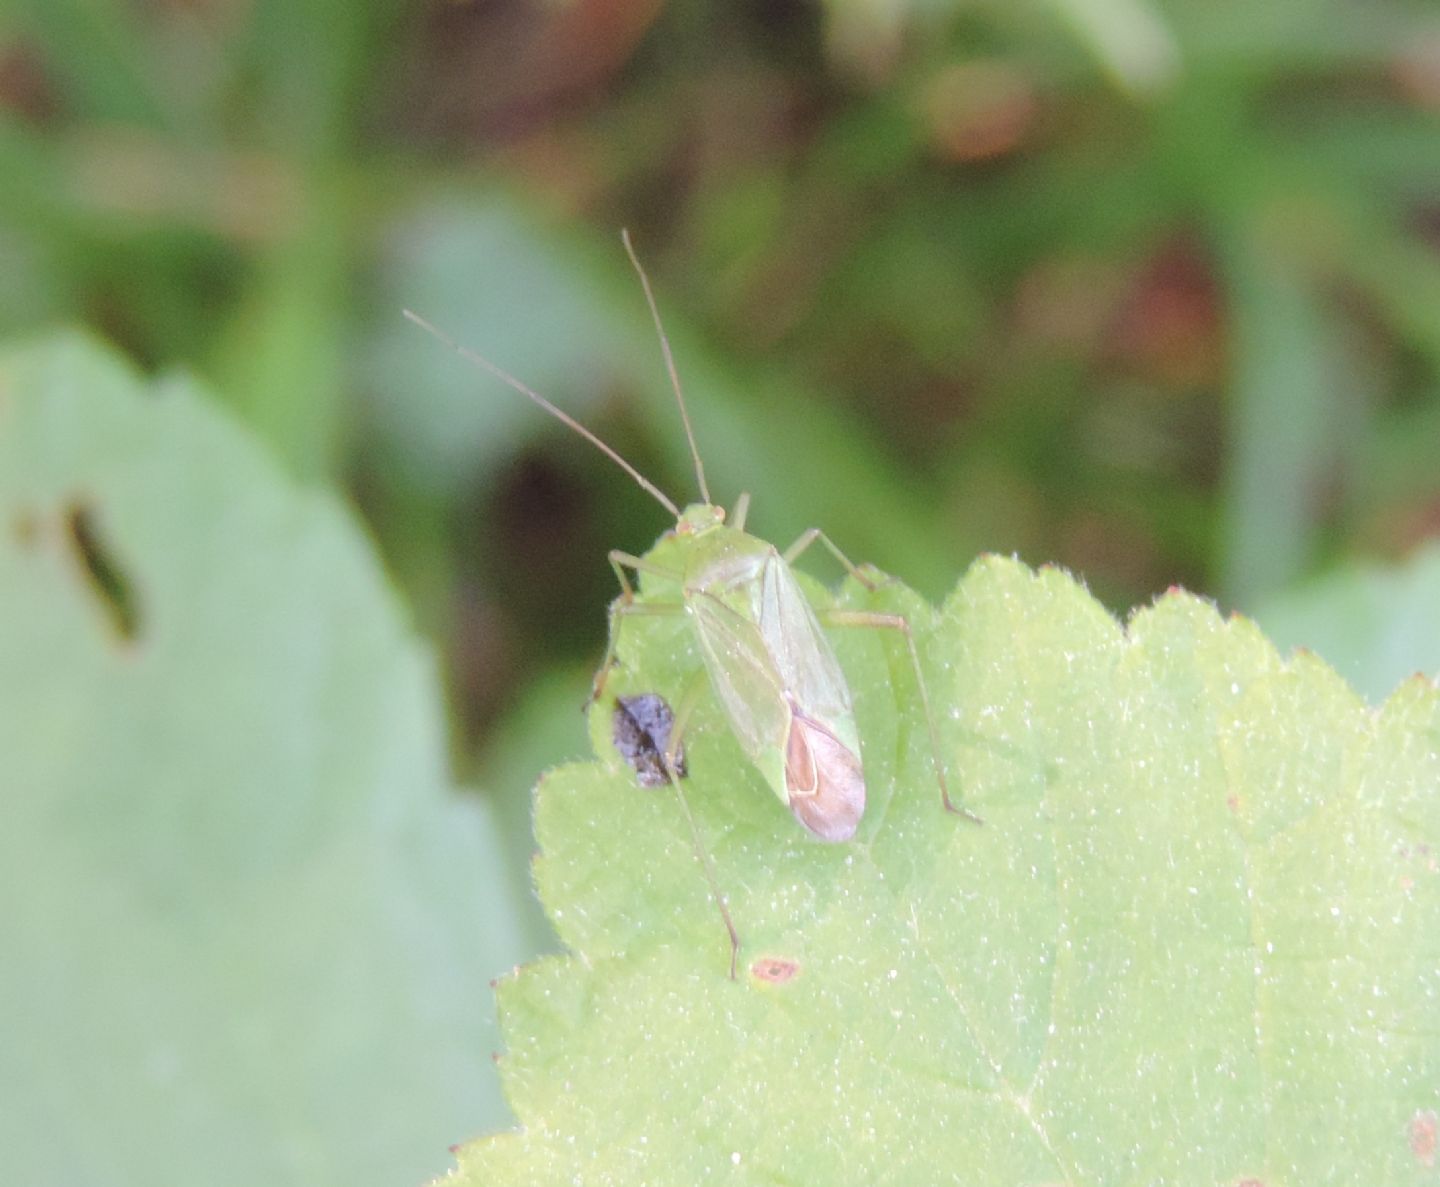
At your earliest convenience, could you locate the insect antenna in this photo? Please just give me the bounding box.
[621,229,712,507]
[402,309,681,519]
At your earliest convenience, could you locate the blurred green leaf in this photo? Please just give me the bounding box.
[474,666,595,961]
[368,200,634,497]
[1219,224,1353,607]
[12,0,173,129]
[210,188,353,479]
[1163,0,1426,70]
[1257,541,1440,705]
[245,0,407,156]
[1048,0,1178,94]
[457,553,1440,1183]
[0,335,525,1187]
[375,198,955,592]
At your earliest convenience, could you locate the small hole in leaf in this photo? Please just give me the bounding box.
[65,502,141,641]
[750,957,799,984]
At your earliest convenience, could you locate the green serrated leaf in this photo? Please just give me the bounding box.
[455,544,1440,1184]
[0,334,529,1187]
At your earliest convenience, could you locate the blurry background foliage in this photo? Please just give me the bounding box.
[3,0,1439,1164]
[6,0,1440,748]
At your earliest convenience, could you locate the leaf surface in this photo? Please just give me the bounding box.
[1258,542,1440,705]
[0,335,527,1187]
[458,539,1440,1184]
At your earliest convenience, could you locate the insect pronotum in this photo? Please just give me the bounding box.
[405,230,981,979]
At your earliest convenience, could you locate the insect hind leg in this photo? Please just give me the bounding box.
[662,672,741,980]
[589,556,741,978]
[821,607,983,825]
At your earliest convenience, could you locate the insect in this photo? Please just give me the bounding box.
[613,693,687,788]
[405,230,980,978]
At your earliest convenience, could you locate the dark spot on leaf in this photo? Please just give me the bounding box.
[750,957,799,984]
[1226,793,1240,813]
[613,693,685,787]
[1411,1109,1437,1167]
[1234,1179,1265,1186]
[65,502,141,641]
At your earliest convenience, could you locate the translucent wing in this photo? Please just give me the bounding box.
[688,589,790,768]
[756,554,852,722]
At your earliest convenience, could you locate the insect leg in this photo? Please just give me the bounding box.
[608,549,679,601]
[782,529,880,591]
[589,550,686,706]
[663,671,742,980]
[822,608,984,825]
[730,491,751,533]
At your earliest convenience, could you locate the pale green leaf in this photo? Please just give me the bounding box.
[1258,541,1440,706]
[0,335,529,1187]
[456,540,1440,1184]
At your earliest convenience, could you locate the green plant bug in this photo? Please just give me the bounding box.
[404,230,981,978]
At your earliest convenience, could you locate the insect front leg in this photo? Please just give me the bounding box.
[588,549,686,707]
[608,548,670,601]
[821,608,984,825]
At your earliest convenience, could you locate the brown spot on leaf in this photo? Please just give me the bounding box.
[750,957,799,984]
[12,508,38,547]
[1411,1109,1438,1167]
